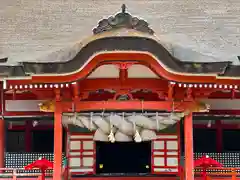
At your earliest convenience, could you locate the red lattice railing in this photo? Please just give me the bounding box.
[179,167,240,180]
[0,167,53,180]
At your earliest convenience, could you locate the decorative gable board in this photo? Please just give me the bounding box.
[67,133,95,175]
[152,134,180,174]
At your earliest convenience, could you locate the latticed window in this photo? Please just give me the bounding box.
[180,126,217,153]
[193,128,217,152]
[223,130,240,152]
[6,131,25,152]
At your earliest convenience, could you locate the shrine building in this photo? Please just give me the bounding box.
[0,3,240,180]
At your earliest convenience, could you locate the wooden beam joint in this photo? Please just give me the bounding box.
[114,62,135,70]
[167,83,175,100]
[54,89,61,102]
[185,88,193,101]
[71,82,80,101]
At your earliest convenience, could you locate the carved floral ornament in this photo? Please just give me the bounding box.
[93,4,154,35]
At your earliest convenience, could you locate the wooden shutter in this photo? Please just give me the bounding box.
[152,134,179,174]
[68,133,95,175]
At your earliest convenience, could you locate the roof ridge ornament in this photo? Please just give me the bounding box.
[121,4,126,13]
[93,4,154,35]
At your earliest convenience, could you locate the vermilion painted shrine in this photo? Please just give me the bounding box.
[1,4,240,180]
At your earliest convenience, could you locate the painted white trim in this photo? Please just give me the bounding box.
[70,135,93,139]
[69,168,94,173]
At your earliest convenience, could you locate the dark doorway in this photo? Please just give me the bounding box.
[32,130,54,152]
[193,128,217,152]
[96,141,151,175]
[223,129,240,152]
[32,129,66,153]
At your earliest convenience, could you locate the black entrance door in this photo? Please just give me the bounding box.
[96,141,151,174]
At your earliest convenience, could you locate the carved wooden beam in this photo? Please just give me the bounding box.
[60,100,207,113]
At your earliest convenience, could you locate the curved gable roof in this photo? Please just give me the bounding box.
[0,36,239,78]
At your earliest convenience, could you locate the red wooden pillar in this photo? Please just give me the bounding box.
[53,102,62,180]
[184,113,194,180]
[0,119,5,170]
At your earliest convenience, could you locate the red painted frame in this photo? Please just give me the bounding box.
[152,134,179,175]
[67,133,95,175]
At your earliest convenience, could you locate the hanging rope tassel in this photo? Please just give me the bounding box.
[101,102,106,117]
[134,129,142,143]
[207,120,212,128]
[108,113,115,143]
[108,130,115,143]
[131,112,142,142]
[133,120,142,143]
[133,101,144,142]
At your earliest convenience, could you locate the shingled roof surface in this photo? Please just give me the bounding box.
[0,0,240,66]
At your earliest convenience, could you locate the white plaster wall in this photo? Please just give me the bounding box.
[201,99,240,110]
[87,65,119,78]
[5,100,45,112]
